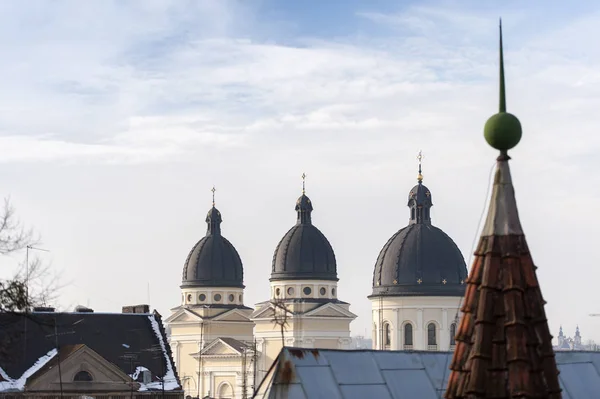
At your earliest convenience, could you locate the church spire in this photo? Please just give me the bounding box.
[408,151,432,225]
[206,186,222,236]
[445,22,561,399]
[296,173,313,225]
[483,19,522,159]
[499,19,506,113]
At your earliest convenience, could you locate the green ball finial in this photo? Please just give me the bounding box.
[484,112,522,151]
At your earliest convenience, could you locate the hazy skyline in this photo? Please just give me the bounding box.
[0,0,599,341]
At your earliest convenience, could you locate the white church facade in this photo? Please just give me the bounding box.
[165,162,468,398]
[165,187,355,399]
[369,159,468,352]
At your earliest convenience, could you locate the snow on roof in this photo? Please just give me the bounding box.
[0,348,57,391]
[145,315,180,391]
[254,348,600,399]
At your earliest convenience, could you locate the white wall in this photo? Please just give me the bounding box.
[370,296,462,351]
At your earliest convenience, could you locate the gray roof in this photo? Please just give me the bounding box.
[181,206,244,288]
[271,194,337,282]
[254,348,600,399]
[372,224,467,297]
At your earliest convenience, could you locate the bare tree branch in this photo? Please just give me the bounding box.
[270,297,290,347]
[0,197,38,254]
[0,198,56,312]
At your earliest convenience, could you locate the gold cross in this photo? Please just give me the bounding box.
[302,173,306,194]
[417,150,424,182]
[442,279,447,285]
[211,186,216,207]
[417,150,424,164]
[417,278,422,284]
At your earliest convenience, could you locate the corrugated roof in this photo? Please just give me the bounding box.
[254,348,600,399]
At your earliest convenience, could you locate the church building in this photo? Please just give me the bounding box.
[370,154,468,351]
[165,183,355,399]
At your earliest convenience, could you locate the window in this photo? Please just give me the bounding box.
[404,323,413,346]
[275,288,281,296]
[228,294,235,302]
[186,294,192,303]
[450,323,457,346]
[218,382,233,399]
[73,370,93,382]
[427,323,437,346]
[214,294,222,302]
[331,288,336,296]
[303,287,312,295]
[287,287,294,296]
[239,294,243,302]
[199,294,206,302]
[384,323,391,348]
[411,208,415,220]
[320,287,326,296]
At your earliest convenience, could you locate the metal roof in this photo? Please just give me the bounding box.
[254,348,600,399]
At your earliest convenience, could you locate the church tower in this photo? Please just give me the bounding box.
[165,189,255,399]
[251,176,356,380]
[370,152,468,351]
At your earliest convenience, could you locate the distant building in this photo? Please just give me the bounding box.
[351,336,373,349]
[555,326,598,351]
[369,154,468,352]
[0,305,182,398]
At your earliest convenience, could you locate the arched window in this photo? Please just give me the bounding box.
[427,323,437,348]
[73,370,93,382]
[450,323,457,347]
[404,323,413,348]
[218,381,234,399]
[383,323,391,348]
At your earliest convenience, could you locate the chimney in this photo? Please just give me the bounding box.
[122,304,150,314]
[74,305,94,313]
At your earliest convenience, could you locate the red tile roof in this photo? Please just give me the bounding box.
[445,156,562,398]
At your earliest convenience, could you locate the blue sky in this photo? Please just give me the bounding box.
[0,0,599,343]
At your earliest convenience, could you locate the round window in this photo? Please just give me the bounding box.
[239,294,243,302]
[303,287,312,295]
[214,294,222,302]
[187,294,192,303]
[275,288,281,296]
[228,294,235,302]
[287,287,294,296]
[199,294,206,302]
[320,287,326,296]
[331,288,336,296]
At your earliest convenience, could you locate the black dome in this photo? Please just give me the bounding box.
[181,206,244,288]
[371,179,467,297]
[271,194,337,281]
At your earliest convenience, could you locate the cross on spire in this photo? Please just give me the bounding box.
[211,186,216,207]
[417,150,424,183]
[302,172,306,194]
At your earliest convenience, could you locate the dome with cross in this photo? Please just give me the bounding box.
[370,154,467,297]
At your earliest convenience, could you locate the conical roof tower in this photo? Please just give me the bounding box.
[445,21,562,398]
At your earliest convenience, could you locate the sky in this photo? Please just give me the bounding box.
[1,0,600,342]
